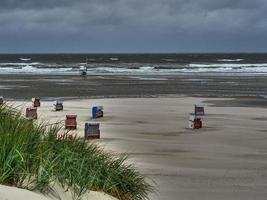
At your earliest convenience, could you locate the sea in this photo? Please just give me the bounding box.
[1,53,267,75]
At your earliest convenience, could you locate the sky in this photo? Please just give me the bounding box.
[0,0,267,53]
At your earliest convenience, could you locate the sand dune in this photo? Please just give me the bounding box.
[0,184,117,200]
[0,185,51,200]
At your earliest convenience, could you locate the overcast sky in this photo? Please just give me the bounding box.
[0,0,267,53]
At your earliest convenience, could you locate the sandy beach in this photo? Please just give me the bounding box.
[1,0,267,199]
[8,97,267,200]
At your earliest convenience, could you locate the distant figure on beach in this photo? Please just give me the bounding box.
[79,58,89,77]
[79,65,87,76]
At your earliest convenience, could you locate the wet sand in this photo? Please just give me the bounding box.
[11,97,267,200]
[1,74,267,99]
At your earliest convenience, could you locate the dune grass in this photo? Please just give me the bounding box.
[0,104,154,200]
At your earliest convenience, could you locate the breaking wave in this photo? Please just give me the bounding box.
[189,63,267,68]
[0,65,73,74]
[110,58,119,61]
[217,59,244,62]
[0,62,40,66]
[1,61,267,75]
[19,58,31,61]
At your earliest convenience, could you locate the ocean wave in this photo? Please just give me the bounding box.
[189,63,267,68]
[217,59,244,62]
[0,65,73,74]
[162,58,176,62]
[0,62,40,66]
[110,58,119,61]
[0,62,71,69]
[127,66,140,69]
[88,66,154,74]
[2,62,267,75]
[19,58,31,61]
[154,66,176,70]
[182,67,234,72]
[184,65,267,73]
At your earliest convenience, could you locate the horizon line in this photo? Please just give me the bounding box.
[0,52,267,54]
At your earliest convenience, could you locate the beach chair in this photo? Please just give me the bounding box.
[53,100,63,111]
[26,107,37,119]
[32,97,41,107]
[189,114,202,129]
[195,104,205,116]
[92,106,104,119]
[65,115,77,130]
[84,123,100,139]
[56,133,74,141]
[0,96,4,105]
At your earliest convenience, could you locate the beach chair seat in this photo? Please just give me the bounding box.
[26,107,37,119]
[195,104,205,115]
[54,100,64,111]
[65,115,77,130]
[92,106,104,119]
[189,114,203,129]
[84,123,100,139]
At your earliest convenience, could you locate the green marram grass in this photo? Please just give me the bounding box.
[0,104,154,200]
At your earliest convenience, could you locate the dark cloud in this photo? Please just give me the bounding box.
[0,0,266,52]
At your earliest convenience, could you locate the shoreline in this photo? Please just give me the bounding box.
[7,95,267,109]
[1,74,267,99]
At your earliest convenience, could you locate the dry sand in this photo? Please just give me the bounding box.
[7,97,267,200]
[0,184,117,200]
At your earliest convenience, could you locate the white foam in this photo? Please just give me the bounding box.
[19,58,31,61]
[91,67,132,74]
[130,76,168,80]
[189,63,267,68]
[162,58,176,62]
[2,62,267,75]
[0,65,73,74]
[89,66,155,74]
[79,66,87,70]
[109,58,119,61]
[0,62,40,66]
[89,64,267,74]
[217,59,243,62]
[139,66,154,71]
[21,65,37,72]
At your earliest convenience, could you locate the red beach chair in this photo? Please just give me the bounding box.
[65,115,77,130]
